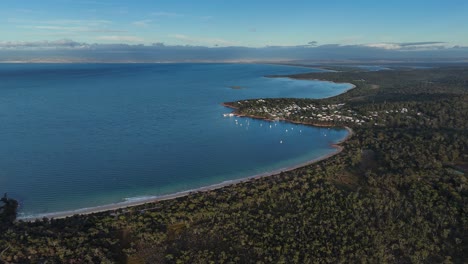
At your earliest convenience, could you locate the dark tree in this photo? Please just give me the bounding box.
[0,193,18,226]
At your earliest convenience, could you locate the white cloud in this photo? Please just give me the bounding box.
[171,34,192,41]
[364,42,448,51]
[0,39,88,49]
[96,35,144,42]
[150,12,212,21]
[170,34,236,46]
[151,11,183,18]
[19,25,126,33]
[41,19,112,26]
[31,26,78,31]
[132,20,153,27]
[1,38,467,63]
[12,19,125,36]
[365,43,402,50]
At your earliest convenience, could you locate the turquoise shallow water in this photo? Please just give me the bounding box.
[0,63,351,217]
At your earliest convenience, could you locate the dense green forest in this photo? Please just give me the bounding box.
[1,66,467,263]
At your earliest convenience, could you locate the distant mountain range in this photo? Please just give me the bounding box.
[1,40,467,63]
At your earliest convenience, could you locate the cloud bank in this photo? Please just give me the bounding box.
[0,39,467,62]
[0,39,88,49]
[364,41,448,50]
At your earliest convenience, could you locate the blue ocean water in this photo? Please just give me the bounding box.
[0,63,351,217]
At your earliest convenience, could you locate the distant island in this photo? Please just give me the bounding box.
[1,64,466,263]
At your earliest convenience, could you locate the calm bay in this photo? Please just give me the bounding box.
[0,63,352,218]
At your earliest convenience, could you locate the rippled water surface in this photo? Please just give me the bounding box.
[0,63,351,217]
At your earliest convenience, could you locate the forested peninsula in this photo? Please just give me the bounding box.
[1,65,467,263]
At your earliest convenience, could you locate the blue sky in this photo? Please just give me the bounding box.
[1,0,467,47]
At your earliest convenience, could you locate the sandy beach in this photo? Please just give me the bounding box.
[19,75,356,222]
[20,125,353,222]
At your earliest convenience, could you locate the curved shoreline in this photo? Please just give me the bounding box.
[222,102,352,128]
[20,123,352,221]
[266,75,357,93]
[19,72,355,222]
